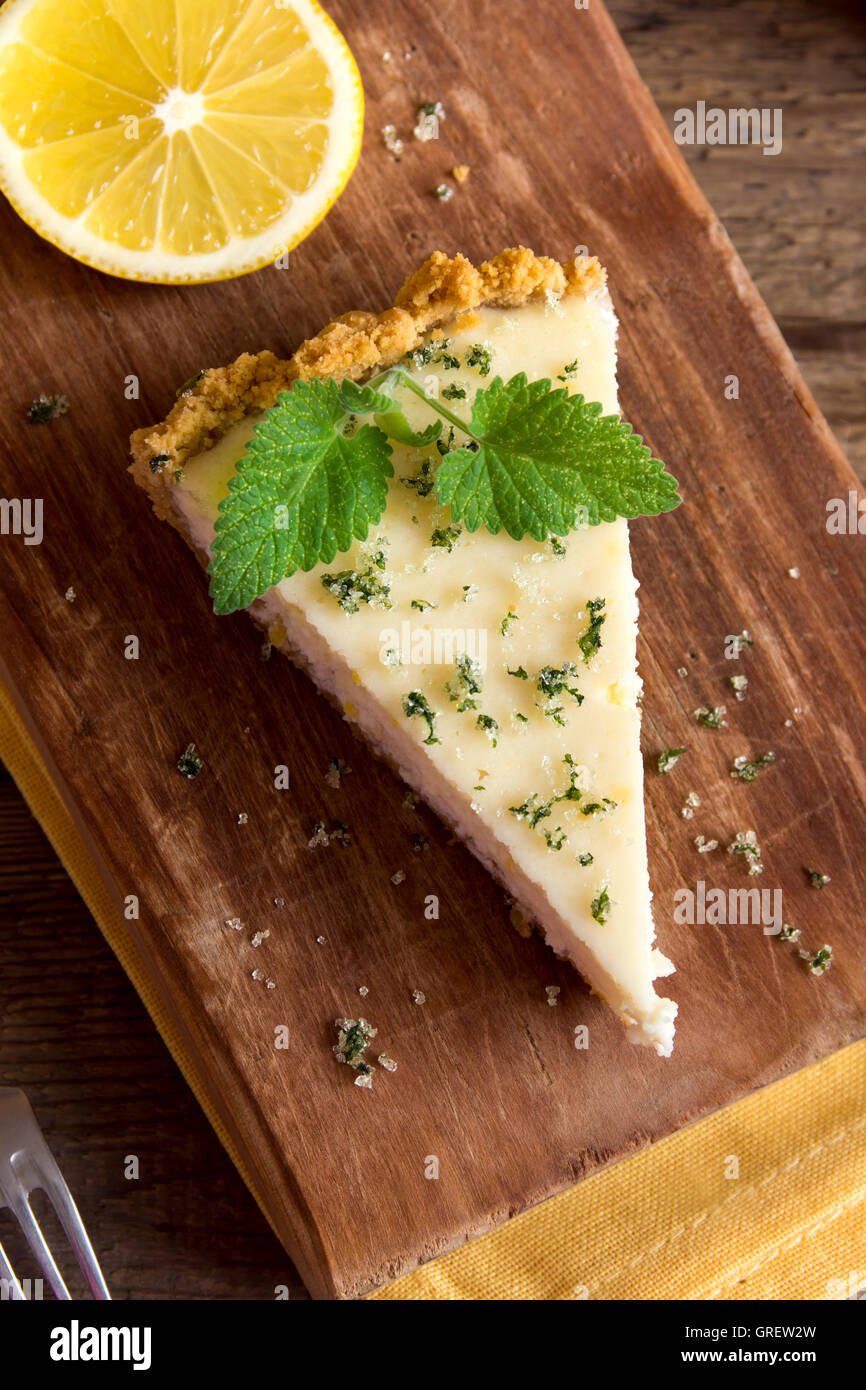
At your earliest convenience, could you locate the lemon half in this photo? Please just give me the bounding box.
[0,0,364,282]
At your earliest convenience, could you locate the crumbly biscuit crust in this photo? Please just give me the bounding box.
[129,246,606,514]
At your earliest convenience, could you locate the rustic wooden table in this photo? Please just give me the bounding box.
[1,0,863,1300]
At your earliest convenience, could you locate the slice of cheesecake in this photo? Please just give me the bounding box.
[130,247,677,1055]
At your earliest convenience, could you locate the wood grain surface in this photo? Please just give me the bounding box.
[1,0,864,1300]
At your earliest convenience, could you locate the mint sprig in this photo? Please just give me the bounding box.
[208,364,680,614]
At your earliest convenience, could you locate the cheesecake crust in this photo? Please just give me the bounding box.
[129,246,606,517]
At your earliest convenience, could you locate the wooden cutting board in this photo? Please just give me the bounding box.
[1,0,864,1299]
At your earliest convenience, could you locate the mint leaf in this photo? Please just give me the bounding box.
[341,369,444,446]
[328,375,445,448]
[337,379,395,415]
[434,374,680,539]
[209,380,393,614]
[374,410,443,449]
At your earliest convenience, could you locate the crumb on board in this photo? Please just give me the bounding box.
[325,756,351,788]
[333,1017,397,1089]
[694,705,727,729]
[727,829,763,876]
[509,900,534,938]
[307,819,352,849]
[381,123,403,157]
[694,835,719,853]
[800,944,832,975]
[657,747,685,775]
[804,866,831,889]
[177,742,203,778]
[414,101,445,142]
[28,393,68,423]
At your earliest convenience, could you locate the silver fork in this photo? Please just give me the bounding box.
[0,1087,110,1300]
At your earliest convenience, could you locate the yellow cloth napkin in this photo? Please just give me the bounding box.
[2,679,863,1301]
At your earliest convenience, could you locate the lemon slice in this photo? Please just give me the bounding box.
[0,0,364,282]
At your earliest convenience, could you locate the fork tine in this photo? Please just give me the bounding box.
[0,1235,25,1299]
[8,1192,70,1300]
[38,1166,111,1300]
[0,1088,110,1300]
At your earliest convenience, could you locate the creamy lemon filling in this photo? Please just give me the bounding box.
[172,292,677,1055]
